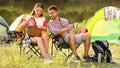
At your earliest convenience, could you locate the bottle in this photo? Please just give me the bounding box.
[22,33,31,47]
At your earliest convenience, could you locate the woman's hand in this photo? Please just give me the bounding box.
[28,16,36,25]
[38,26,42,29]
[38,26,47,31]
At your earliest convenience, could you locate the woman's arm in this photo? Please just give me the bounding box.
[18,18,29,31]
[41,26,47,31]
[41,20,47,31]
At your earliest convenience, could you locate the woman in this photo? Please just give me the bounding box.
[19,3,52,64]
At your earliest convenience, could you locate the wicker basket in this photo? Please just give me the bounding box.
[27,26,41,37]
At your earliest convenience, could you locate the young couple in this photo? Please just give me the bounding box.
[19,3,92,64]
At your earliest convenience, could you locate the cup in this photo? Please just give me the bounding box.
[73,24,77,28]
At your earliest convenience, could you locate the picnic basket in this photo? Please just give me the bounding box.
[27,17,41,37]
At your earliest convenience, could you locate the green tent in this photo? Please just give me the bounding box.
[85,6,120,42]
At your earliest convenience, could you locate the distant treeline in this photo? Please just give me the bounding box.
[0,0,120,25]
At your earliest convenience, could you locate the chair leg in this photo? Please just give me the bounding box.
[27,46,41,60]
[64,44,80,63]
[51,40,59,55]
[51,41,53,55]
[19,44,26,54]
[32,46,41,57]
[19,45,22,54]
[20,44,42,60]
[61,49,68,57]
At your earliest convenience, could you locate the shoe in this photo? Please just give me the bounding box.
[83,56,93,62]
[72,56,80,62]
[44,54,53,64]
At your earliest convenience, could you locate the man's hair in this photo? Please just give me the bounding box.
[48,5,58,11]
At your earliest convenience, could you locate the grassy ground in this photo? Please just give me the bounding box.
[0,1,120,68]
[0,40,120,68]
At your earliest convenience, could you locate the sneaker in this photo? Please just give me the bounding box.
[72,56,80,62]
[83,56,93,62]
[44,54,53,64]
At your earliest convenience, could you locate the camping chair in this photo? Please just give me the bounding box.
[19,33,42,60]
[7,31,19,41]
[50,33,80,63]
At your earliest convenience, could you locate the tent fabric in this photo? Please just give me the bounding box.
[9,14,28,39]
[0,16,9,38]
[85,6,120,41]
[104,6,120,21]
[9,14,28,31]
[0,24,8,37]
[0,16,9,29]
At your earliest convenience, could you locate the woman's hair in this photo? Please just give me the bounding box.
[30,3,43,17]
[48,5,58,11]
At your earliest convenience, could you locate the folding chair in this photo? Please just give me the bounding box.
[7,31,18,41]
[5,30,23,44]
[50,34,80,63]
[19,34,42,60]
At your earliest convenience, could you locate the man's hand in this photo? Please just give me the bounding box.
[56,24,74,35]
[68,24,74,30]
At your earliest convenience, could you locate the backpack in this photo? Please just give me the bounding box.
[92,40,112,63]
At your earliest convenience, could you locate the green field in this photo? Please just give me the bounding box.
[0,40,120,68]
[1,0,120,68]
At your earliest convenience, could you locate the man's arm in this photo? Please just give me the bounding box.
[56,24,74,35]
[48,19,74,35]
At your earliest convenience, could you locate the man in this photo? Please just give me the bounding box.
[48,5,91,62]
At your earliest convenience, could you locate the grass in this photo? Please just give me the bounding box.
[0,40,120,68]
[0,21,120,68]
[0,1,120,68]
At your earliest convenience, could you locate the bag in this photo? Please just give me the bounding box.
[77,28,88,34]
[92,40,112,63]
[27,17,41,37]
